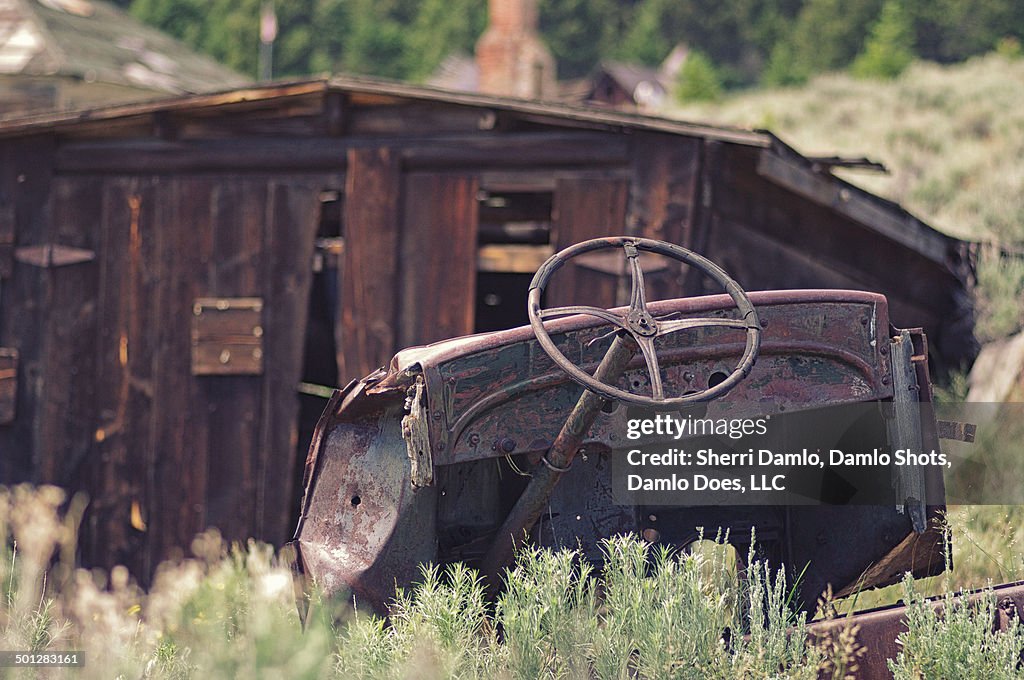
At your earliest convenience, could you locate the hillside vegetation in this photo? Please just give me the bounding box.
[672,54,1024,341]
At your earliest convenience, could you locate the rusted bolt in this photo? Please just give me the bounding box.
[761,319,768,328]
[468,433,481,446]
[861,317,869,325]
[433,411,443,421]
[499,438,516,454]
[219,349,231,364]
[881,376,891,385]
[642,528,660,543]
[880,346,889,356]
[683,371,695,382]
[648,514,658,522]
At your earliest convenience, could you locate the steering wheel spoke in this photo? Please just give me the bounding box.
[626,243,649,315]
[539,305,629,330]
[656,316,749,337]
[633,335,664,400]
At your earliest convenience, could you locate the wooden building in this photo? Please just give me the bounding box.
[0,76,976,577]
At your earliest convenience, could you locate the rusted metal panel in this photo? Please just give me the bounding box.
[387,290,894,468]
[297,289,949,613]
[341,147,400,382]
[548,177,629,308]
[808,580,1024,679]
[190,297,265,376]
[0,348,16,424]
[398,173,479,348]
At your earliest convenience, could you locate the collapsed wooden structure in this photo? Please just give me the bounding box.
[0,76,976,577]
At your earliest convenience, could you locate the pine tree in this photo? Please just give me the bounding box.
[675,51,722,102]
[852,0,916,78]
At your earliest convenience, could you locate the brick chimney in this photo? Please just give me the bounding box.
[475,0,556,99]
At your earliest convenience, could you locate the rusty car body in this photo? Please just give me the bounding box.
[293,237,949,616]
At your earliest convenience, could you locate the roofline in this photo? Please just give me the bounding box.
[0,74,973,257]
[0,74,771,146]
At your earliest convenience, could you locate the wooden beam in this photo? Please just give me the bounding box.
[54,133,628,174]
[340,147,401,381]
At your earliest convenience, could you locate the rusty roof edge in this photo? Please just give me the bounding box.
[325,74,771,146]
[0,73,769,146]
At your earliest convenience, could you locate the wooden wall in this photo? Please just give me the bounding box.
[0,161,327,573]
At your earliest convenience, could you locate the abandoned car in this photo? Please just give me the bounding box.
[293,236,948,613]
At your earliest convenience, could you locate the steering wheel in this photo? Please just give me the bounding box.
[528,237,761,406]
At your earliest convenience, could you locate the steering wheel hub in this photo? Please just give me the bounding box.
[626,310,659,337]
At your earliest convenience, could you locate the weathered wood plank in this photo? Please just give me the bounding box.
[54,133,628,174]
[547,177,630,309]
[257,181,320,542]
[0,349,16,425]
[627,133,701,301]
[86,177,156,572]
[34,176,102,489]
[399,173,480,347]
[340,147,401,381]
[149,178,214,565]
[0,136,54,482]
[0,201,13,279]
[201,180,266,545]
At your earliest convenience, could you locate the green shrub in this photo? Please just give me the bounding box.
[889,574,1024,679]
[677,51,724,103]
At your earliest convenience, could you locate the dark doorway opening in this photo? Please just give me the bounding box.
[474,188,553,333]
[291,189,344,528]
